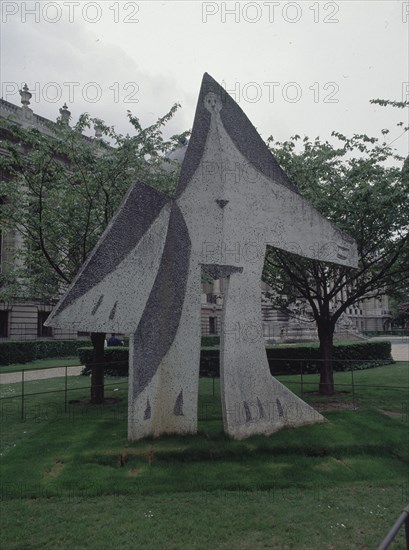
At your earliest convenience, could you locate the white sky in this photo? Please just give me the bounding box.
[1,0,408,157]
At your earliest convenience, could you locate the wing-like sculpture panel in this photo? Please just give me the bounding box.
[46,181,171,332]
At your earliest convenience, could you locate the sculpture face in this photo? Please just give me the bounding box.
[204,91,223,113]
[46,73,357,440]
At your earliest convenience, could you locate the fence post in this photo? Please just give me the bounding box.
[64,365,68,413]
[377,504,409,550]
[351,363,356,409]
[21,369,25,421]
[300,360,304,397]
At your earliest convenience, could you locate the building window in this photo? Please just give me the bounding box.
[207,293,218,305]
[0,311,9,337]
[37,311,52,338]
[209,316,217,335]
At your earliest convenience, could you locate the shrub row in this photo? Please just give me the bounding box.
[363,329,408,337]
[79,341,392,377]
[201,335,220,347]
[78,346,129,376]
[0,339,88,366]
[267,341,392,375]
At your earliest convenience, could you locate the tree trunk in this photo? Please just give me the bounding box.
[317,322,335,396]
[90,332,105,404]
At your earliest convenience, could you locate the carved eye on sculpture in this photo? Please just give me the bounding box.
[204,92,223,113]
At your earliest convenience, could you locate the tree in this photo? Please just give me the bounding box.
[0,107,184,402]
[397,302,409,329]
[263,108,409,395]
[389,289,409,330]
[0,108,184,299]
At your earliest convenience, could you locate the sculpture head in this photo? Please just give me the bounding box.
[176,73,357,270]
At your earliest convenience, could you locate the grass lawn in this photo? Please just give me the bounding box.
[0,363,408,549]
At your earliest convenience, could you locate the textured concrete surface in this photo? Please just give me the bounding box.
[46,73,358,440]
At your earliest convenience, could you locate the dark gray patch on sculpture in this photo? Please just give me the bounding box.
[54,180,170,315]
[144,399,151,420]
[132,202,191,398]
[257,398,266,420]
[276,398,284,418]
[91,295,103,315]
[201,264,243,279]
[216,199,229,209]
[243,401,252,423]
[176,75,211,198]
[337,253,347,260]
[109,301,117,320]
[174,390,184,416]
[201,74,299,194]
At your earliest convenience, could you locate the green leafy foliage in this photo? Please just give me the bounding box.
[78,346,128,376]
[201,335,220,347]
[0,339,86,365]
[264,103,409,392]
[0,108,184,301]
[78,341,392,378]
[267,341,392,375]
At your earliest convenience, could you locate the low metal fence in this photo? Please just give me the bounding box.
[0,362,127,420]
[0,359,407,421]
[377,504,409,549]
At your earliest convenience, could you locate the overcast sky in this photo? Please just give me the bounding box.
[1,0,408,157]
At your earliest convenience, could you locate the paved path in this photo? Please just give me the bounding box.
[0,365,83,385]
[368,336,409,362]
[390,344,409,362]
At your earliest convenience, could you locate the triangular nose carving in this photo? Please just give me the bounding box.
[216,199,229,209]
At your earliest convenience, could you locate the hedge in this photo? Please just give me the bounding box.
[201,335,220,347]
[0,339,88,366]
[79,346,129,376]
[267,341,392,376]
[363,330,408,337]
[79,341,393,377]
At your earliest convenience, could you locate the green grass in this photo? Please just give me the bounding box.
[277,361,409,413]
[0,357,81,374]
[0,363,408,549]
[1,486,407,549]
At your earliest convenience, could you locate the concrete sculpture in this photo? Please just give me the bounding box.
[46,73,358,440]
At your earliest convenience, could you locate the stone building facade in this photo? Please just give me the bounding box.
[200,278,391,341]
[0,88,82,340]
